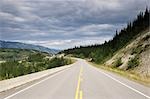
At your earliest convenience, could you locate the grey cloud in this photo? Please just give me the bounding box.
[0,0,148,49]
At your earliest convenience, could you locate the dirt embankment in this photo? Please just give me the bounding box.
[105,29,150,78]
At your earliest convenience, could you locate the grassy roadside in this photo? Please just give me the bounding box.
[89,62,150,87]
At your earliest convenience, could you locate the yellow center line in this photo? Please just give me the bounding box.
[80,90,83,99]
[75,66,83,99]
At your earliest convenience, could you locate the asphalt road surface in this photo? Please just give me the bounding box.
[1,59,150,99]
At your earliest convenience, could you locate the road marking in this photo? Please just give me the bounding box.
[75,66,83,99]
[3,68,70,99]
[80,90,83,99]
[93,66,150,99]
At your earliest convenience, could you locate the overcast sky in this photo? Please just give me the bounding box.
[0,0,149,49]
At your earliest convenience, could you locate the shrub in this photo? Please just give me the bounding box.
[127,56,139,70]
[0,61,26,79]
[46,57,72,69]
[131,45,143,55]
[27,53,45,62]
[113,58,123,68]
[0,56,72,80]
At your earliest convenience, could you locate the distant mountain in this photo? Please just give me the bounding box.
[0,40,60,54]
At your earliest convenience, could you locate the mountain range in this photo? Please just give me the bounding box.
[0,40,59,54]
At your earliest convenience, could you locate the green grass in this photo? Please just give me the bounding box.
[89,62,150,87]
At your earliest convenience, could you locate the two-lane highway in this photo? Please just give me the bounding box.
[1,59,150,99]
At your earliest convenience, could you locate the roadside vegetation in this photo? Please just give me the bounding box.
[0,48,73,80]
[127,55,140,70]
[113,57,123,68]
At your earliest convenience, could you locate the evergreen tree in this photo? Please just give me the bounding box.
[61,8,150,64]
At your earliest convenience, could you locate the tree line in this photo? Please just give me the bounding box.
[0,49,72,80]
[61,8,150,64]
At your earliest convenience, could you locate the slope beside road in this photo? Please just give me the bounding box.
[0,59,150,99]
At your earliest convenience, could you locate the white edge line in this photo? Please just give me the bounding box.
[3,68,69,99]
[93,66,150,99]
